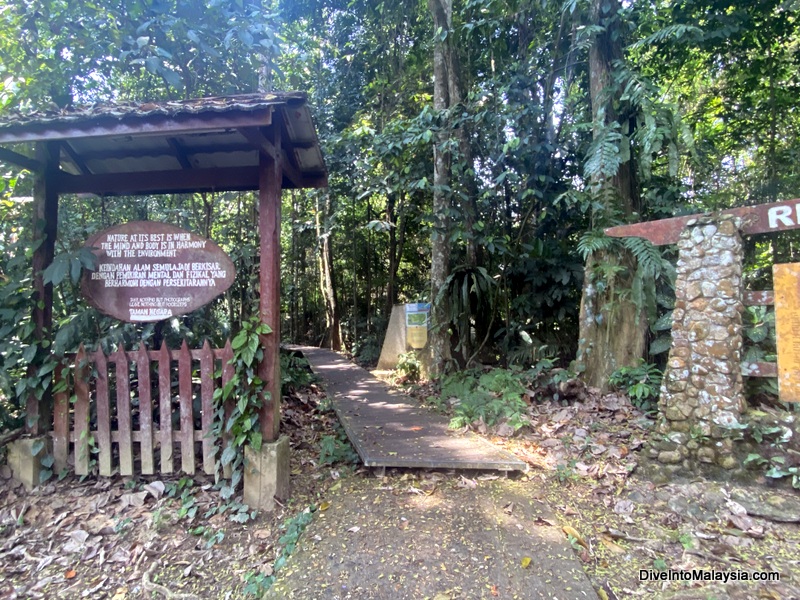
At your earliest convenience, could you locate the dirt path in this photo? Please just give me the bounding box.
[265,473,599,600]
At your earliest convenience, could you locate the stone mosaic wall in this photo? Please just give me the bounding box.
[650,215,746,472]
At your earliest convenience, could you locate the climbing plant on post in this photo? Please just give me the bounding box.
[427,0,456,375]
[576,0,647,389]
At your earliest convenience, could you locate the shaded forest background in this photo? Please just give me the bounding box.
[1,0,800,426]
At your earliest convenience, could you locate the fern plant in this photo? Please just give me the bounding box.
[609,360,662,411]
[442,369,529,431]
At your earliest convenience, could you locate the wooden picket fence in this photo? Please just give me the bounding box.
[50,339,235,477]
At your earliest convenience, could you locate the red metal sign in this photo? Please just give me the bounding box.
[605,199,800,245]
[81,222,236,322]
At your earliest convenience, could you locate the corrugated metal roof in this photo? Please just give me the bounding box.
[0,93,327,193]
[0,93,305,131]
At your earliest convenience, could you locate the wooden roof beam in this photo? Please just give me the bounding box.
[55,166,260,196]
[60,141,92,175]
[238,127,303,188]
[167,137,193,169]
[75,143,255,162]
[0,147,42,171]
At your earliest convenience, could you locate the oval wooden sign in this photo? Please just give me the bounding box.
[81,222,236,323]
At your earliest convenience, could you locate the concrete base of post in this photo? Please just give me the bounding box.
[8,436,51,491]
[243,435,290,512]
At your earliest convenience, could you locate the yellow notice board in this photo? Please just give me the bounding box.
[405,303,430,350]
[774,263,800,402]
[407,326,428,349]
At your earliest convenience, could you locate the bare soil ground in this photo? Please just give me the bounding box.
[2,377,800,599]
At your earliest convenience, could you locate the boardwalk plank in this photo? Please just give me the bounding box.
[289,346,526,472]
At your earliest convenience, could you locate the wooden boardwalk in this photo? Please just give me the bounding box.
[289,346,527,472]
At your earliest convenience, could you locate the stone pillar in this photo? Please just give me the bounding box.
[656,215,745,470]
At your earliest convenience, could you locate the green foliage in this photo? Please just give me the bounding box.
[556,459,579,484]
[189,525,225,548]
[212,316,271,492]
[743,306,776,360]
[745,453,800,489]
[243,571,273,597]
[244,506,316,595]
[352,333,382,366]
[678,533,694,550]
[0,0,796,434]
[442,369,529,431]
[0,0,282,108]
[584,118,625,186]
[280,352,316,393]
[609,360,662,411]
[0,179,69,431]
[738,413,799,489]
[742,306,778,400]
[395,351,422,383]
[318,428,359,467]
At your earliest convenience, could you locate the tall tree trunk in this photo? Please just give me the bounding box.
[428,0,454,374]
[429,0,479,366]
[316,192,343,350]
[365,196,372,333]
[385,192,398,319]
[577,0,646,390]
[384,192,407,319]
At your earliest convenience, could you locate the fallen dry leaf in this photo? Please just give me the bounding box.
[110,588,127,600]
[562,525,589,550]
[599,535,626,554]
[458,476,478,489]
[613,500,634,516]
[119,491,148,510]
[143,481,165,500]
[65,569,77,579]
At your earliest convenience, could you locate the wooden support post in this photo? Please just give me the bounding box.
[27,141,59,435]
[258,126,282,442]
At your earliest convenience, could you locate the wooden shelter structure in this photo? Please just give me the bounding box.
[0,94,327,465]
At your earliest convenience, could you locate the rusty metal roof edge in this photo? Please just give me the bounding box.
[0,92,309,134]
